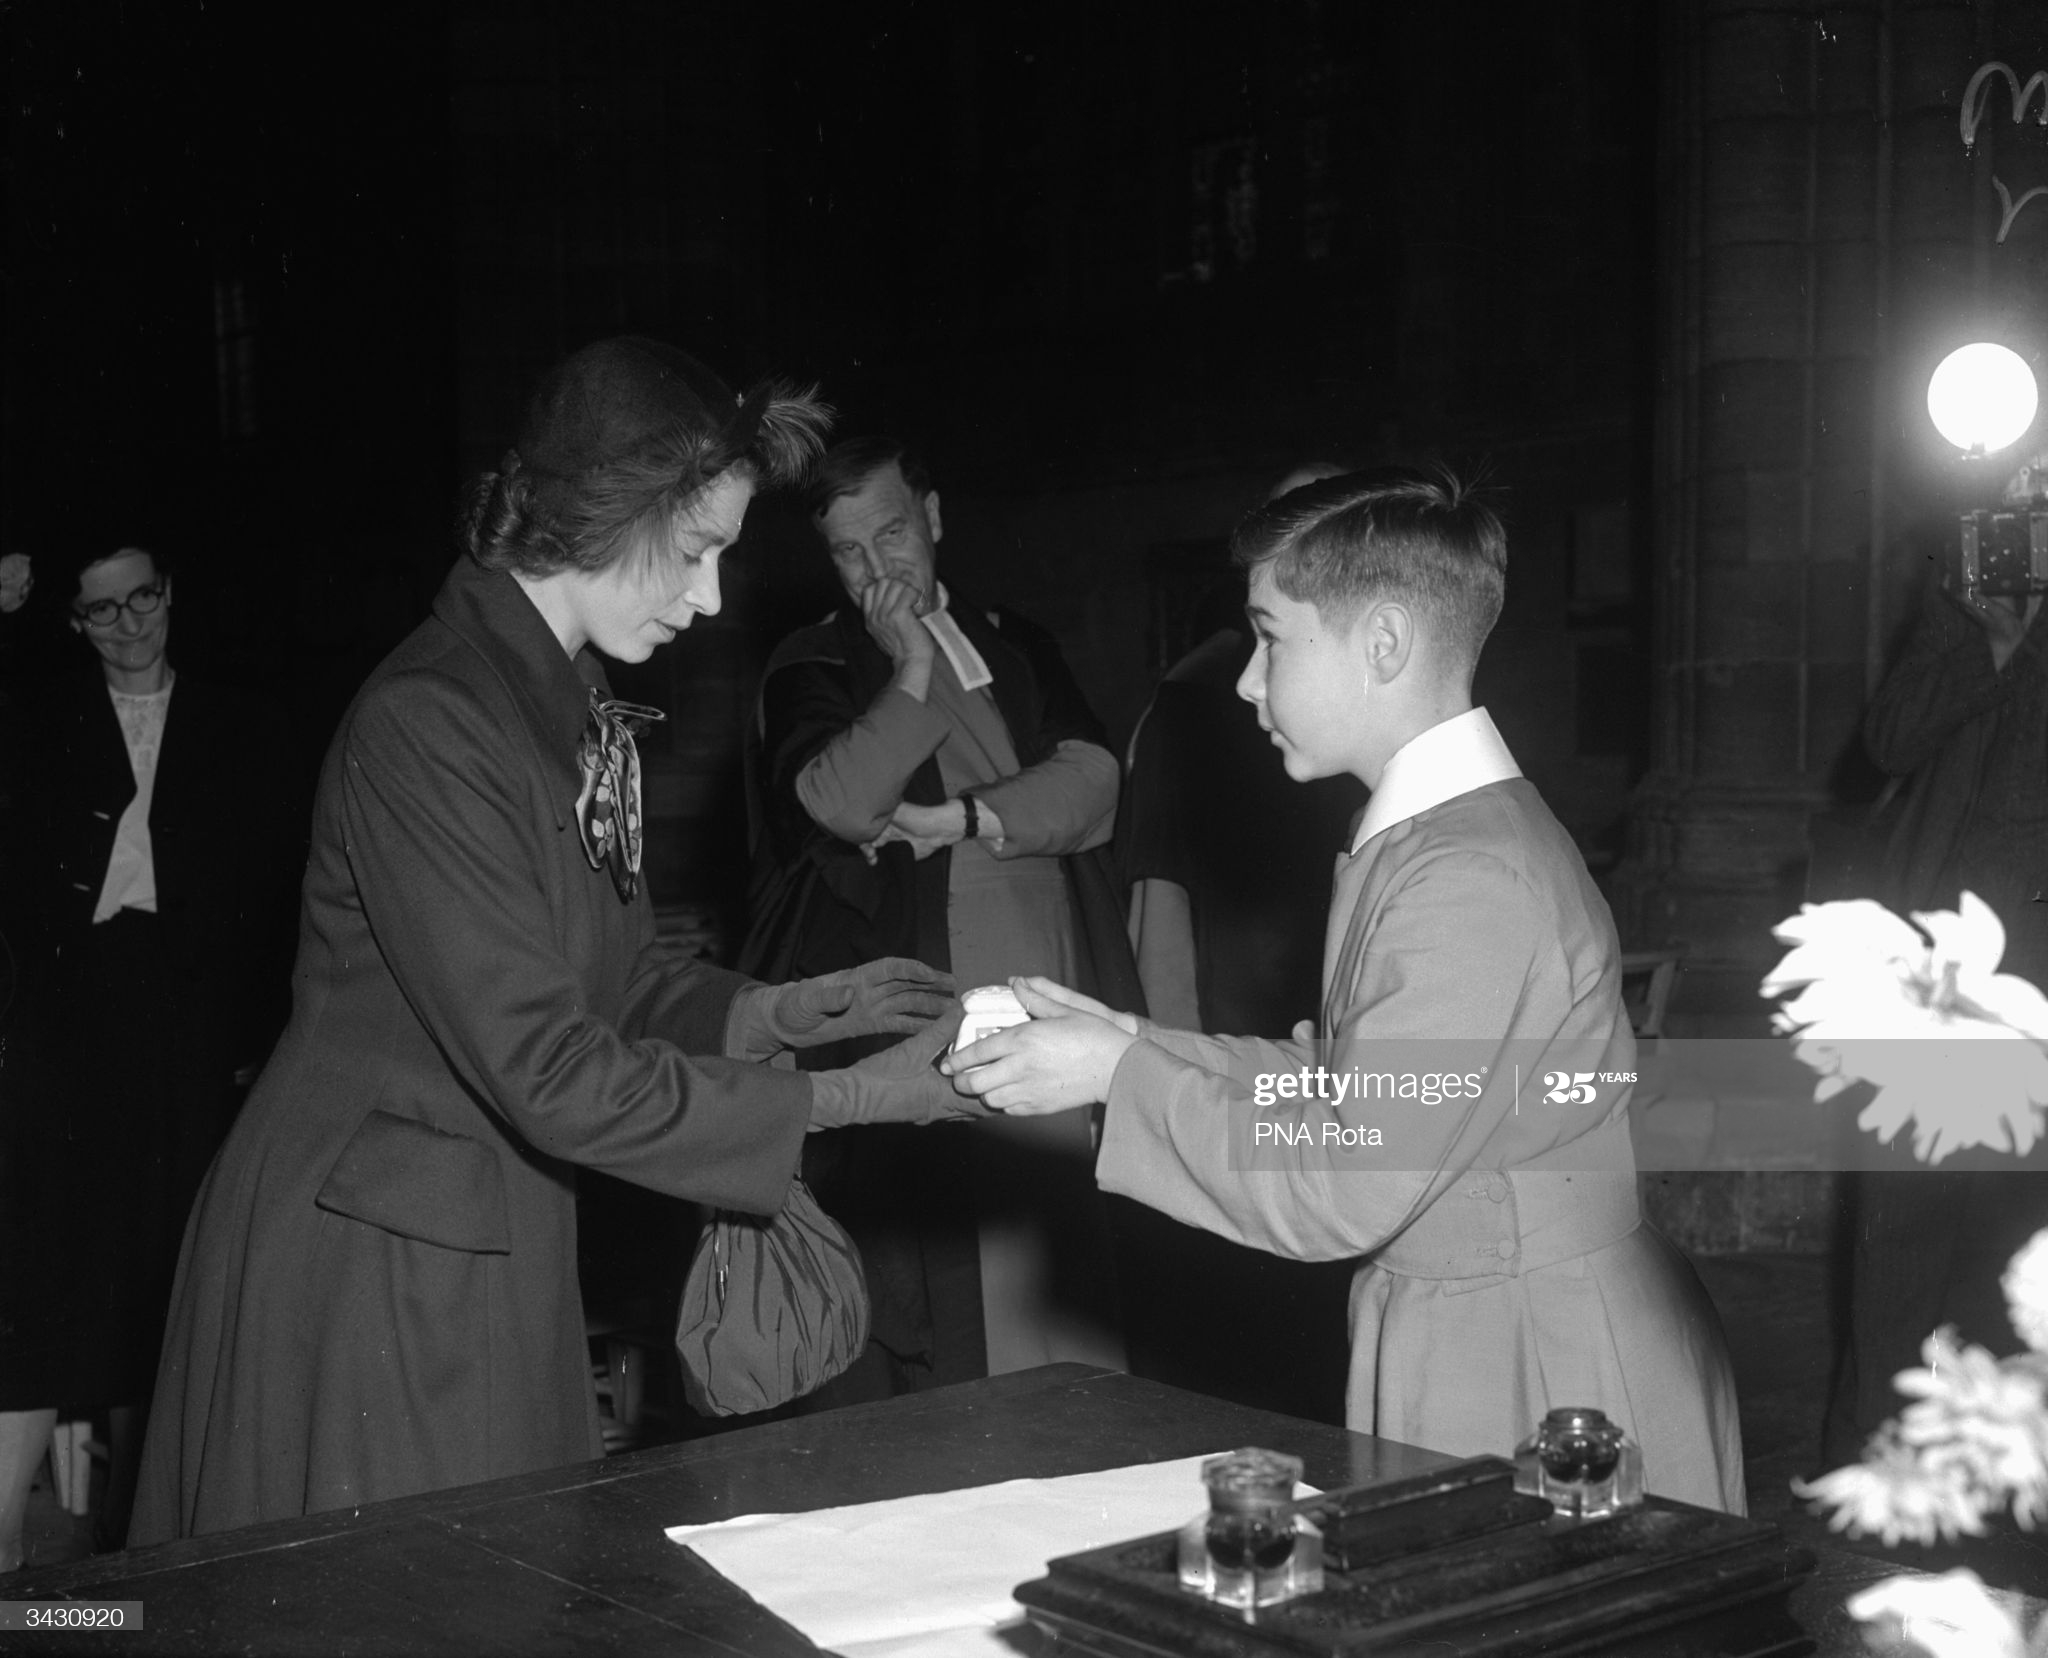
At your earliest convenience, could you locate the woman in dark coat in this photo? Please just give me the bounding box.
[131,339,967,1543]
[1,539,297,1555]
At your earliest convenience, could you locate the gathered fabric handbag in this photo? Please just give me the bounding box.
[675,1178,870,1416]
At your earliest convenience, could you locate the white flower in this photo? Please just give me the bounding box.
[1914,900,2048,1039]
[1798,1324,2048,1549]
[1813,1237,2048,1649]
[2006,1231,2048,1357]
[1795,1433,1990,1545]
[1846,1568,2029,1658]
[1762,898,1929,1002]
[1893,1330,2048,1529]
[1762,894,2048,1163]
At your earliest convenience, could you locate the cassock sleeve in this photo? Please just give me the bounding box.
[794,685,953,843]
[972,739,1119,857]
[1096,845,1564,1261]
[340,673,810,1215]
[1864,595,2036,776]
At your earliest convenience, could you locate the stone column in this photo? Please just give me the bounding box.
[1618,0,2010,1029]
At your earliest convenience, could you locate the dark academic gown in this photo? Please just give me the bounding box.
[741,603,1140,1387]
[1823,590,2048,1461]
[131,558,811,1542]
[744,603,1136,994]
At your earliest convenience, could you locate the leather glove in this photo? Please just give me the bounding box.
[729,958,959,1061]
[808,1009,985,1128]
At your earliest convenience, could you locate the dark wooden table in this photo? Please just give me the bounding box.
[0,1365,1911,1655]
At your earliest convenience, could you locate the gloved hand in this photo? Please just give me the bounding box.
[808,1009,985,1128]
[729,958,959,1061]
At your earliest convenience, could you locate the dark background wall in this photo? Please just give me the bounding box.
[6,0,2044,1020]
[5,0,458,784]
[3,0,1661,908]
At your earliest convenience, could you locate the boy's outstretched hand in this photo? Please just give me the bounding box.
[940,976,1142,1115]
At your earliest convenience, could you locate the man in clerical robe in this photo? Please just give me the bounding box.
[742,437,1141,1402]
[948,466,1747,1513]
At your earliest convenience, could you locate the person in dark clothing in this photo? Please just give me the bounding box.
[1824,556,2048,1466]
[130,341,969,1544]
[1112,464,1362,1423]
[1115,611,1363,1422]
[0,548,56,1572]
[0,539,298,1553]
[742,438,1141,1398]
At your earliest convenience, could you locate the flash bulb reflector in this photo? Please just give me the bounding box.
[1929,343,2040,455]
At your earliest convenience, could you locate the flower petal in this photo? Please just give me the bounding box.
[1846,1569,2027,1658]
[1914,891,2008,979]
[1762,901,1928,996]
[2004,1230,2048,1356]
[1970,974,2048,1042]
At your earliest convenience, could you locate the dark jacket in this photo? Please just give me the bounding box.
[1,668,298,1408]
[742,601,1141,1011]
[738,601,1140,1378]
[1866,589,2048,984]
[38,668,299,1075]
[131,558,812,1542]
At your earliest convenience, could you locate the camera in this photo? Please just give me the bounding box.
[1956,499,2048,599]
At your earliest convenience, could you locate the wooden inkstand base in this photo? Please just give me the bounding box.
[1014,1457,1815,1657]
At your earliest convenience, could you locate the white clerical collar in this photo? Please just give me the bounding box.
[919,583,993,691]
[1351,706,1521,853]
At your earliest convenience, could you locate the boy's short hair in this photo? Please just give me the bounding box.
[1232,464,1506,670]
[808,436,933,518]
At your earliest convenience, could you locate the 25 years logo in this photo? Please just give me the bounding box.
[1540,1070,1637,1105]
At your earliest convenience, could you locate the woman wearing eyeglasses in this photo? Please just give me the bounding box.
[0,540,299,1556]
[126,339,971,1546]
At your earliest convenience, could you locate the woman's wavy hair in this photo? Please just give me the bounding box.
[461,338,832,580]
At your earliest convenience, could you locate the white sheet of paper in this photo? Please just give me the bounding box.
[665,1451,1306,1655]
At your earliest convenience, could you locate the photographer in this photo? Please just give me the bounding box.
[1824,545,2048,1464]
[1867,578,2048,972]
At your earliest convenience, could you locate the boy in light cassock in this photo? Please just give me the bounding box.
[946,466,1746,1513]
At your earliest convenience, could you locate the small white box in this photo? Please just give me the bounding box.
[952,984,1029,1053]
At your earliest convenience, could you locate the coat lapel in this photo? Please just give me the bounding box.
[150,675,203,837]
[62,672,137,816]
[431,559,605,831]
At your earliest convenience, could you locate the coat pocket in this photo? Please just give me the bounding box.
[315,1109,512,1254]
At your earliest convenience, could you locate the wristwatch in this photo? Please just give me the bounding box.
[958,793,979,841]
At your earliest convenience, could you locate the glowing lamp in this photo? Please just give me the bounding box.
[1927,343,2040,456]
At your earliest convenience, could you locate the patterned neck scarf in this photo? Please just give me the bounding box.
[575,692,667,902]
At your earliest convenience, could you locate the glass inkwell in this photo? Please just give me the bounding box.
[1513,1407,1643,1519]
[1176,1447,1323,1611]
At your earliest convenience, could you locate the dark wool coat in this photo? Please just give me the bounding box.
[1867,591,2048,982]
[1823,589,2048,1464]
[0,668,296,1410]
[35,668,296,1037]
[130,558,811,1542]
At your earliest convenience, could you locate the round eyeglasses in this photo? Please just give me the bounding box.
[74,583,167,630]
